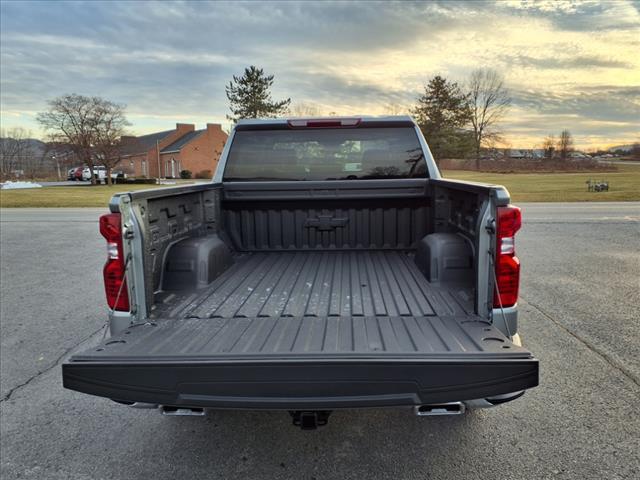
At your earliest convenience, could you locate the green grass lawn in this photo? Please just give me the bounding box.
[0,183,188,208]
[2,165,639,207]
[442,163,640,202]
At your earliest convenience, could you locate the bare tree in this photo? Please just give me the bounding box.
[542,135,556,159]
[557,129,574,160]
[92,101,131,185]
[0,127,30,178]
[37,95,97,183]
[0,128,49,179]
[37,94,129,185]
[467,69,511,169]
[290,102,324,117]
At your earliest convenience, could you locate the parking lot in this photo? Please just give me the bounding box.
[1,203,639,480]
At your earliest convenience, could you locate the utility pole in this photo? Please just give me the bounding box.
[52,154,60,180]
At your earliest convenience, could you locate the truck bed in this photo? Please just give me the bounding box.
[63,124,539,414]
[153,250,474,320]
[64,250,537,409]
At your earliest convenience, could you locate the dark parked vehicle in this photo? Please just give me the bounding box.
[63,116,538,428]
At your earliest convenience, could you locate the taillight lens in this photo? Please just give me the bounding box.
[494,205,521,308]
[99,213,129,311]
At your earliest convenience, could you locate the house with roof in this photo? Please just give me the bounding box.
[120,123,227,178]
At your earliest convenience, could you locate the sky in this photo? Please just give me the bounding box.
[1,0,639,149]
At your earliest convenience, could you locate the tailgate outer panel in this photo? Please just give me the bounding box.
[64,358,538,409]
[63,315,538,409]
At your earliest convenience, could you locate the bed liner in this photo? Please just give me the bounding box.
[152,250,474,320]
[64,252,538,409]
[63,314,537,408]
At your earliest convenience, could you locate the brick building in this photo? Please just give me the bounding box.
[120,123,227,178]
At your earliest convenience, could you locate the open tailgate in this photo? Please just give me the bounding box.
[63,315,538,409]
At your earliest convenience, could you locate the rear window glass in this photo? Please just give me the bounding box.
[223,127,427,181]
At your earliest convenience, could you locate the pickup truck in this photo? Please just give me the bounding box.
[82,166,124,182]
[63,116,538,429]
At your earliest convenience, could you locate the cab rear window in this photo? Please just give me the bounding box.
[223,127,427,181]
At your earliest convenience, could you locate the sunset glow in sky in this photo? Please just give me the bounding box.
[1,0,639,149]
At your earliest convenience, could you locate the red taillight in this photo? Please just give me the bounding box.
[497,204,522,240]
[287,118,361,128]
[99,213,129,311]
[494,205,521,308]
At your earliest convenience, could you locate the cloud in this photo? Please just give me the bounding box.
[512,85,640,124]
[504,54,632,69]
[1,0,639,147]
[501,0,640,31]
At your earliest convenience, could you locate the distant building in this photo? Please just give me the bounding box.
[569,152,588,159]
[120,123,227,178]
[507,149,525,159]
[529,149,545,159]
[608,144,633,153]
[501,148,545,160]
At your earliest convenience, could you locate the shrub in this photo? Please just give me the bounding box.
[195,169,212,179]
[180,169,192,179]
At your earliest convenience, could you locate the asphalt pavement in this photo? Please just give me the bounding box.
[1,204,639,480]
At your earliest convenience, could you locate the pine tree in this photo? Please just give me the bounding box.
[411,76,472,162]
[225,66,291,123]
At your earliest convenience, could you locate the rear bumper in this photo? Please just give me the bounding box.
[63,357,538,410]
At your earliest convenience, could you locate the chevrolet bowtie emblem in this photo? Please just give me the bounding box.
[304,215,349,231]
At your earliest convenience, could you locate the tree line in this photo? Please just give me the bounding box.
[409,69,512,168]
[0,127,43,179]
[223,65,515,168]
[542,130,574,160]
[4,65,633,182]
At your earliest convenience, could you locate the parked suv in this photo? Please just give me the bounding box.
[82,166,123,182]
[82,166,107,181]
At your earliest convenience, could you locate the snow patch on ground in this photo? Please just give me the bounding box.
[1,181,43,190]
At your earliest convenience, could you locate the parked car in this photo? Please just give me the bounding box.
[67,166,84,181]
[82,166,106,181]
[63,116,538,429]
[82,166,121,182]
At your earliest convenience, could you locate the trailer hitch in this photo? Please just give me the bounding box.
[289,410,332,430]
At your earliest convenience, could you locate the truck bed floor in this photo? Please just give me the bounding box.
[80,314,529,360]
[153,250,473,320]
[66,250,536,408]
[65,308,537,408]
